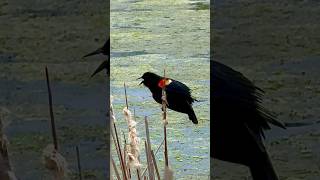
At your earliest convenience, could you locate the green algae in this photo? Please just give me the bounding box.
[110,0,210,178]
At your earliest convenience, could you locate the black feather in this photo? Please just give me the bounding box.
[140,72,198,124]
[211,60,283,180]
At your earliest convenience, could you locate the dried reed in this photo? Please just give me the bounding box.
[76,146,82,180]
[111,70,175,179]
[42,144,69,179]
[162,69,169,167]
[43,67,69,179]
[123,108,141,169]
[0,107,17,180]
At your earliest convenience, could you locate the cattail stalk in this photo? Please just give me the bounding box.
[141,136,165,177]
[111,122,128,180]
[162,69,169,166]
[76,146,82,180]
[144,141,154,180]
[151,150,161,180]
[45,67,58,150]
[111,157,121,180]
[111,95,129,180]
[145,117,155,180]
[124,82,129,109]
[43,67,69,180]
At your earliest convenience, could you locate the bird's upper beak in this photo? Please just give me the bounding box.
[137,77,144,85]
[83,48,103,58]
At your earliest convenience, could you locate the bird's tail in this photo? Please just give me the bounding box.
[188,109,198,124]
[249,151,279,180]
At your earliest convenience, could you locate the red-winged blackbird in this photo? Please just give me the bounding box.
[211,60,285,180]
[83,38,110,76]
[139,72,198,124]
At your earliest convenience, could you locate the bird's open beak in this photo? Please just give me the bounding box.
[83,48,103,58]
[137,77,143,85]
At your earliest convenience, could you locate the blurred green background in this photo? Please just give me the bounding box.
[0,0,109,179]
[212,0,320,179]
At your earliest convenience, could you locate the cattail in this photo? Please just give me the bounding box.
[42,144,69,179]
[110,95,117,122]
[0,107,17,180]
[123,107,141,169]
[164,166,174,180]
[127,152,142,169]
[0,107,10,155]
[0,107,10,130]
[111,95,129,179]
[161,90,169,125]
[162,69,169,167]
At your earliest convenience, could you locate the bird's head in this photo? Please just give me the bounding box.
[138,72,172,89]
[138,72,162,88]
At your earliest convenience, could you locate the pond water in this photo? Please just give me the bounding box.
[110,0,210,179]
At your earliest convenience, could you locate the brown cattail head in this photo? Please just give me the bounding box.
[0,107,10,158]
[164,166,174,180]
[110,95,117,122]
[42,144,69,179]
[0,107,10,132]
[123,107,141,169]
[127,152,142,168]
[0,107,17,180]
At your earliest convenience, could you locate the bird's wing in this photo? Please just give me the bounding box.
[165,80,195,104]
[211,61,285,132]
[212,61,260,108]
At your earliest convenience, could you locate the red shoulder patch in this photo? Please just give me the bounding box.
[158,78,172,88]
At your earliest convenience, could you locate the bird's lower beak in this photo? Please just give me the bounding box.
[83,48,102,58]
[137,77,144,85]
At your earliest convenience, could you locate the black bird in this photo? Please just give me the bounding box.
[139,72,198,124]
[83,38,110,76]
[211,60,285,180]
